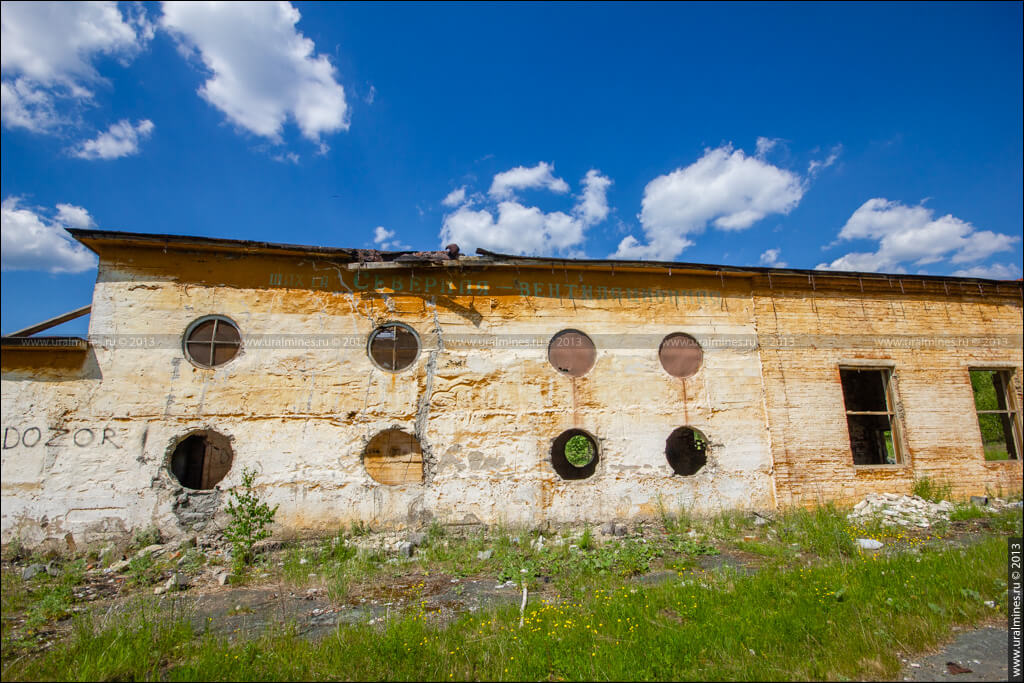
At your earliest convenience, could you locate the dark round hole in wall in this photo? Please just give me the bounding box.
[551,429,599,480]
[548,329,597,377]
[169,430,234,490]
[666,427,708,476]
[658,332,703,378]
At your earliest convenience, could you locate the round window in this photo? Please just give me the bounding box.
[368,323,420,372]
[548,329,597,377]
[666,426,708,476]
[658,332,703,378]
[551,429,599,480]
[183,316,241,368]
[363,429,424,485]
[168,430,233,490]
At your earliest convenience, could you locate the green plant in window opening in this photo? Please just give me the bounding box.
[565,434,595,468]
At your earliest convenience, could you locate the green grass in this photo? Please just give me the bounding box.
[949,503,989,522]
[911,475,953,503]
[983,441,1011,461]
[2,559,88,654]
[564,435,595,467]
[4,535,1011,682]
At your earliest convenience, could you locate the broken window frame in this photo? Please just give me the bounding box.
[168,430,234,490]
[182,315,242,369]
[968,367,1022,461]
[839,365,906,466]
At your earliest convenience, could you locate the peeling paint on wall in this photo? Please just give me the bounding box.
[2,237,1021,546]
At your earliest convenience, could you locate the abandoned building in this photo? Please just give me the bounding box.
[1,229,1022,546]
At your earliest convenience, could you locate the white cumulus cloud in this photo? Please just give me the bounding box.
[951,263,1021,280]
[817,198,1018,273]
[70,118,154,159]
[575,170,612,227]
[373,226,408,251]
[441,166,612,255]
[1,197,97,273]
[1,1,151,132]
[489,162,570,200]
[55,203,95,229]
[161,1,349,146]
[441,186,467,208]
[759,248,787,268]
[613,144,805,260]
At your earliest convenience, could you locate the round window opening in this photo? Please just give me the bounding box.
[666,427,708,476]
[551,429,599,479]
[169,430,234,490]
[368,323,420,372]
[183,315,241,368]
[363,429,424,485]
[658,332,703,378]
[548,329,597,377]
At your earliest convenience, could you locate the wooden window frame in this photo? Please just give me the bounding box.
[367,322,421,373]
[182,315,242,369]
[839,365,906,466]
[968,367,1022,461]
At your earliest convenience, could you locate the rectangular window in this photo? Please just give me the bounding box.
[840,367,903,465]
[969,369,1021,461]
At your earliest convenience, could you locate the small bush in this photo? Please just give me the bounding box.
[131,526,163,550]
[912,475,952,503]
[578,526,594,551]
[223,467,278,570]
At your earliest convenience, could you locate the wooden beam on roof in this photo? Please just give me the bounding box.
[6,305,91,338]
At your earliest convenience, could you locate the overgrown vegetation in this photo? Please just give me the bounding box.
[911,474,953,503]
[2,497,1020,681]
[3,535,1013,682]
[224,467,278,571]
[564,435,594,467]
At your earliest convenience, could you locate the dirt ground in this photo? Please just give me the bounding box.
[897,623,1010,682]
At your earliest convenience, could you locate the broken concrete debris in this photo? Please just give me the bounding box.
[154,572,186,595]
[21,563,47,580]
[847,494,954,528]
[848,492,1019,529]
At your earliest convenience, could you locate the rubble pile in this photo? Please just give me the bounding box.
[847,493,954,528]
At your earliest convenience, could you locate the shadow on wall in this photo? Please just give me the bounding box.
[0,347,102,382]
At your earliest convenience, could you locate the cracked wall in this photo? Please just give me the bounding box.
[2,243,1021,545]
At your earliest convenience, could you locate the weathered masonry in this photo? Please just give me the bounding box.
[2,230,1022,545]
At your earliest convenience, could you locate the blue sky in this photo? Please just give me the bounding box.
[2,1,1022,336]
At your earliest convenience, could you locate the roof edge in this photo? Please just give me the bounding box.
[475,249,1024,288]
[1,337,90,351]
[60,229,1022,289]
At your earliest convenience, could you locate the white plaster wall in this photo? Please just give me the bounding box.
[2,258,774,545]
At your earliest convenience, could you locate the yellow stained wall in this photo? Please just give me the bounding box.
[752,275,1023,505]
[1,243,1021,545]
